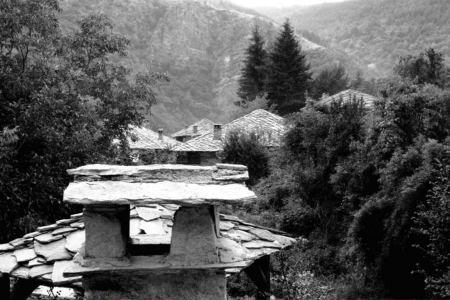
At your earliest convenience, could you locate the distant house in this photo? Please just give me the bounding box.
[173,109,285,165]
[319,89,378,108]
[126,126,180,163]
[172,118,214,142]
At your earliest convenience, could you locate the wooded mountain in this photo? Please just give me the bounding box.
[58,0,366,132]
[256,0,450,79]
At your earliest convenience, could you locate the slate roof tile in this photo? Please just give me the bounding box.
[126,126,180,150]
[1,205,299,287]
[173,109,286,152]
[320,89,378,108]
[172,118,214,139]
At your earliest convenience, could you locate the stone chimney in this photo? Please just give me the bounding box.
[213,124,222,140]
[158,128,164,141]
[193,125,198,134]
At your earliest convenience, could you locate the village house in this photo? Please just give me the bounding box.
[124,126,180,163]
[173,109,285,165]
[319,89,379,108]
[0,164,299,300]
[172,118,215,142]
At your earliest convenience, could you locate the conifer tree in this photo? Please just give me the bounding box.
[237,25,267,105]
[266,19,311,115]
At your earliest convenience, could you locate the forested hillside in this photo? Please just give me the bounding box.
[256,0,450,78]
[58,0,367,132]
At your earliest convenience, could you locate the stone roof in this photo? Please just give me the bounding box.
[127,126,180,150]
[172,109,285,152]
[172,118,214,139]
[320,89,378,108]
[0,206,298,287]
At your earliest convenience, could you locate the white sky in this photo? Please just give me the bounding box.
[230,0,347,8]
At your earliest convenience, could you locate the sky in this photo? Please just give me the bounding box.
[229,0,347,8]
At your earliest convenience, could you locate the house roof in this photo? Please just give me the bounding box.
[0,205,298,287]
[127,126,179,150]
[172,109,286,152]
[172,118,214,139]
[320,89,378,108]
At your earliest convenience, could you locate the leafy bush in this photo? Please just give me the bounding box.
[223,128,270,186]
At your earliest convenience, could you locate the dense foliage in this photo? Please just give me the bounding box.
[229,49,450,299]
[0,0,166,242]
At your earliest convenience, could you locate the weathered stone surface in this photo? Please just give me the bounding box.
[216,164,247,171]
[9,237,29,247]
[249,228,276,242]
[52,227,77,236]
[0,253,19,273]
[162,204,179,211]
[0,243,14,252]
[14,248,37,262]
[219,221,235,231]
[65,230,85,253]
[223,230,254,242]
[70,213,83,219]
[37,224,60,232]
[242,240,282,249]
[11,266,30,279]
[84,206,129,260]
[56,219,78,226]
[70,221,85,229]
[236,225,251,231]
[218,238,248,263]
[35,234,64,244]
[139,219,166,235]
[273,234,296,246]
[28,257,45,267]
[136,207,160,221]
[82,270,227,300]
[23,231,42,239]
[64,181,257,206]
[30,264,53,278]
[34,239,73,262]
[129,218,141,236]
[220,214,240,222]
[52,261,82,285]
[213,171,249,182]
[170,206,218,264]
[130,234,171,245]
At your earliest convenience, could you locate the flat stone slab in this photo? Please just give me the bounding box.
[0,253,19,273]
[63,255,251,277]
[52,227,77,235]
[65,230,85,253]
[52,261,82,285]
[0,243,14,252]
[130,218,142,236]
[140,219,166,235]
[35,239,73,262]
[14,248,37,262]
[11,266,30,279]
[64,181,256,206]
[136,207,160,221]
[30,264,54,278]
[35,233,64,244]
[130,234,171,245]
[28,257,46,267]
[242,240,283,249]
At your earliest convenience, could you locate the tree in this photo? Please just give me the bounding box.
[309,64,349,100]
[0,1,168,242]
[237,25,267,105]
[394,48,448,87]
[265,19,311,116]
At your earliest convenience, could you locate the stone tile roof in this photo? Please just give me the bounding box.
[172,118,214,139]
[127,126,180,150]
[320,89,378,108]
[172,109,286,152]
[0,207,298,286]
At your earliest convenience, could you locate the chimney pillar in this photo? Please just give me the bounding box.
[158,128,163,141]
[193,125,198,134]
[213,124,222,140]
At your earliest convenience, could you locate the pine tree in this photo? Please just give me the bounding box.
[237,25,267,105]
[266,19,311,116]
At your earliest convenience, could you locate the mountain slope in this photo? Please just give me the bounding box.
[59,0,365,132]
[255,0,450,78]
